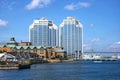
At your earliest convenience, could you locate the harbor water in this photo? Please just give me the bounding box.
[0,61,120,80]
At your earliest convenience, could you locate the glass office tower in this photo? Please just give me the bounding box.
[60,17,83,58]
[29,18,58,47]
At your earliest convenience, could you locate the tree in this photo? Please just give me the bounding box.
[0,50,3,53]
[56,55,63,60]
[76,50,78,59]
[79,50,81,58]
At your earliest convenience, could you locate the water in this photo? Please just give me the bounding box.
[0,61,120,80]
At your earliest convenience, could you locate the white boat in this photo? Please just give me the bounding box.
[93,60,102,63]
[118,55,120,60]
[83,54,103,60]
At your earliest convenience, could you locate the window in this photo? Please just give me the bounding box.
[40,47,44,54]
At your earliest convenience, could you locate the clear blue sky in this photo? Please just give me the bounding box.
[0,0,120,52]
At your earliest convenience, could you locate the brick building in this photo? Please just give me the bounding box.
[0,37,67,60]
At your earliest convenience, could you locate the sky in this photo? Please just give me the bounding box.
[0,0,120,52]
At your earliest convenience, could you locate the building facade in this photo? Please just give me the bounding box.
[0,38,66,60]
[19,42,32,46]
[60,17,83,58]
[29,18,58,47]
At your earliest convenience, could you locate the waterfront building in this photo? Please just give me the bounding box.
[7,37,18,46]
[20,42,32,46]
[0,37,66,60]
[60,17,83,58]
[0,47,13,53]
[29,18,58,47]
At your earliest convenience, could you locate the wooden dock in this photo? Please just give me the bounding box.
[0,64,30,70]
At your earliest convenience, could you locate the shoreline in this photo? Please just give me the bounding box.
[47,59,75,63]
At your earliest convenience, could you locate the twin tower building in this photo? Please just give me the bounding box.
[29,17,83,58]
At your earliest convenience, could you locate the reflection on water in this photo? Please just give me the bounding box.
[0,61,120,80]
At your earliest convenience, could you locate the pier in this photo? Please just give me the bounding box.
[0,52,31,70]
[0,64,30,70]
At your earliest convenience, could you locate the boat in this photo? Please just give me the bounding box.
[93,60,102,63]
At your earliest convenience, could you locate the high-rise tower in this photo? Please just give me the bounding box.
[60,17,83,58]
[29,18,58,47]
